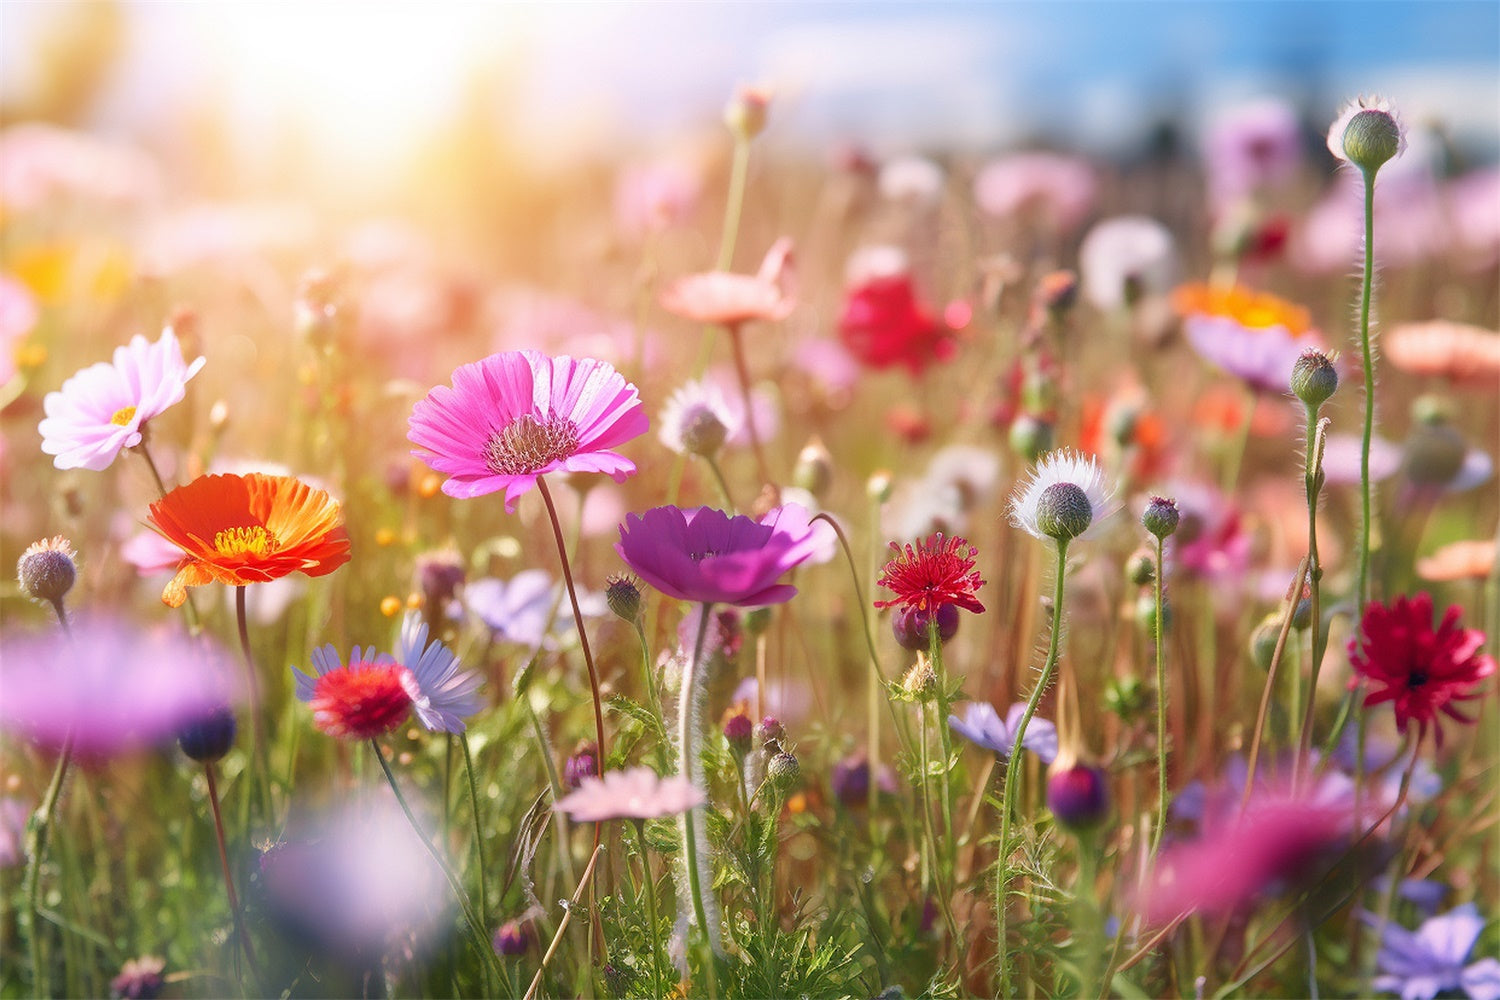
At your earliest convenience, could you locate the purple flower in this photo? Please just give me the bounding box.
[1203,98,1303,208]
[948,702,1058,764]
[615,503,821,607]
[38,324,206,471]
[1366,903,1500,1000]
[555,767,705,822]
[466,569,605,649]
[408,350,648,509]
[0,617,239,757]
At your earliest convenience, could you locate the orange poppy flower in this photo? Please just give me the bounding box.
[147,473,351,608]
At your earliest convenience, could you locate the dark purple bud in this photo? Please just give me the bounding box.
[177,706,237,764]
[1047,763,1110,832]
[892,602,960,651]
[563,741,598,791]
[831,754,872,807]
[724,712,754,755]
[492,920,528,957]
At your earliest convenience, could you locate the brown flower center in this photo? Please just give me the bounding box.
[484,413,580,476]
[110,405,138,426]
[214,525,275,558]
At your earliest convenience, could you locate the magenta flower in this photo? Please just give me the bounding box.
[555,767,706,822]
[38,324,206,471]
[615,503,821,607]
[0,617,239,757]
[408,350,648,510]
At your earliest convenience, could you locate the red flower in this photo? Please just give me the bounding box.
[874,533,986,615]
[837,273,955,375]
[309,661,420,741]
[1348,593,1495,746]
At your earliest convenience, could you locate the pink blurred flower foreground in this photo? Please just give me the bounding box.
[1136,783,1352,923]
[0,617,239,756]
[556,766,706,822]
[658,238,795,327]
[38,323,206,471]
[408,349,647,509]
[616,503,822,607]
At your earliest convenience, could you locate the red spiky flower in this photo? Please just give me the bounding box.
[874,532,986,615]
[1348,593,1495,748]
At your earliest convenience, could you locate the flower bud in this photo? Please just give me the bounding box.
[900,656,938,702]
[605,574,643,624]
[1290,350,1339,409]
[831,753,872,807]
[1141,496,1180,539]
[1250,615,1282,671]
[1035,482,1093,541]
[723,712,754,757]
[1126,550,1157,586]
[793,437,834,498]
[744,606,772,637]
[755,716,785,746]
[1047,763,1110,832]
[1401,422,1467,488]
[892,603,960,652]
[767,750,801,791]
[563,741,598,791]
[1341,108,1403,173]
[679,404,729,458]
[1292,597,1313,631]
[724,85,771,141]
[1104,675,1148,721]
[1135,593,1172,639]
[1008,414,1054,465]
[17,536,77,606]
[177,706,237,764]
[867,470,894,505]
[492,920,528,957]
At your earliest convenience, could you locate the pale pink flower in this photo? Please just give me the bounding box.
[878,155,945,205]
[614,157,702,235]
[973,152,1097,232]
[556,767,705,822]
[1079,216,1180,310]
[38,323,206,471]
[408,350,647,510]
[0,275,38,385]
[659,239,794,327]
[1203,98,1303,208]
[0,123,160,213]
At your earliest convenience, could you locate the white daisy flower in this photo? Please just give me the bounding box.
[658,378,741,458]
[1009,449,1120,543]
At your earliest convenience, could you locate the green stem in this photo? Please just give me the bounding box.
[629,620,670,771]
[459,734,490,940]
[523,694,578,890]
[1150,534,1169,859]
[233,587,274,822]
[205,763,262,991]
[632,819,668,995]
[370,740,501,987]
[679,602,720,999]
[1355,168,1378,620]
[1296,413,1331,784]
[726,323,773,488]
[996,540,1070,998]
[927,623,958,904]
[24,736,73,999]
[702,453,738,511]
[717,138,751,271]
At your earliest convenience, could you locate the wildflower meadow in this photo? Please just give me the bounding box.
[2,5,1498,999]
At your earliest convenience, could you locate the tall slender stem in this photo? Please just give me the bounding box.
[536,478,607,778]
[680,602,720,999]
[631,819,668,995]
[1355,168,1379,619]
[1150,534,1169,859]
[24,735,73,999]
[717,138,750,271]
[459,734,490,939]
[370,740,500,986]
[523,845,604,1000]
[996,540,1069,998]
[926,623,958,902]
[726,324,773,488]
[205,764,261,988]
[1296,415,1332,784]
[233,587,273,821]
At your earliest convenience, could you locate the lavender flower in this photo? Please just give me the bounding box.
[948,702,1058,764]
[1366,903,1500,1000]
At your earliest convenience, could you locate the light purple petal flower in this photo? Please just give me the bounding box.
[1367,903,1495,1000]
[408,350,648,510]
[0,617,240,756]
[948,702,1058,764]
[466,570,604,649]
[38,324,206,471]
[395,613,485,734]
[556,767,705,822]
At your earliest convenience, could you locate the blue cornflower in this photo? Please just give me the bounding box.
[948,702,1058,764]
[1366,903,1500,1000]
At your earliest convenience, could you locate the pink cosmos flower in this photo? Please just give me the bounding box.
[614,157,702,236]
[616,503,821,607]
[38,324,206,471]
[0,275,38,384]
[408,350,647,510]
[658,238,795,328]
[555,767,706,823]
[0,617,240,757]
[973,152,1097,232]
[1203,98,1303,209]
[1137,783,1352,923]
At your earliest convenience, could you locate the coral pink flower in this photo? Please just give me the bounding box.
[874,532,986,615]
[1384,320,1500,388]
[38,323,206,471]
[408,350,647,510]
[615,503,820,607]
[1416,539,1495,583]
[556,767,705,823]
[837,260,954,375]
[658,238,794,327]
[1137,784,1352,922]
[1348,594,1495,747]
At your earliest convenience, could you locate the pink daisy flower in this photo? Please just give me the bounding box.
[38,323,206,471]
[615,503,821,607]
[658,238,795,328]
[407,350,648,510]
[555,766,706,823]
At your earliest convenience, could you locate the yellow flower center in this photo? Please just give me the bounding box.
[1172,284,1313,338]
[110,405,138,426]
[213,526,275,558]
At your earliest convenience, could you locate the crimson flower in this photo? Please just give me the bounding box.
[1348,593,1495,747]
[874,532,985,615]
[837,271,955,375]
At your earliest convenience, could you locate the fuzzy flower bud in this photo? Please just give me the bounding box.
[1046,762,1110,832]
[755,716,785,746]
[1250,615,1282,671]
[767,750,801,791]
[1401,421,1468,488]
[793,437,834,498]
[723,711,754,757]
[1008,414,1054,465]
[1290,349,1339,409]
[1329,98,1406,174]
[1126,550,1157,586]
[605,574,643,624]
[892,603,960,652]
[679,404,729,458]
[563,741,598,791]
[1035,482,1093,541]
[17,536,77,606]
[1141,496,1180,539]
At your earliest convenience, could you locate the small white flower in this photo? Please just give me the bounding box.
[1078,215,1179,310]
[1009,449,1120,543]
[658,379,741,457]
